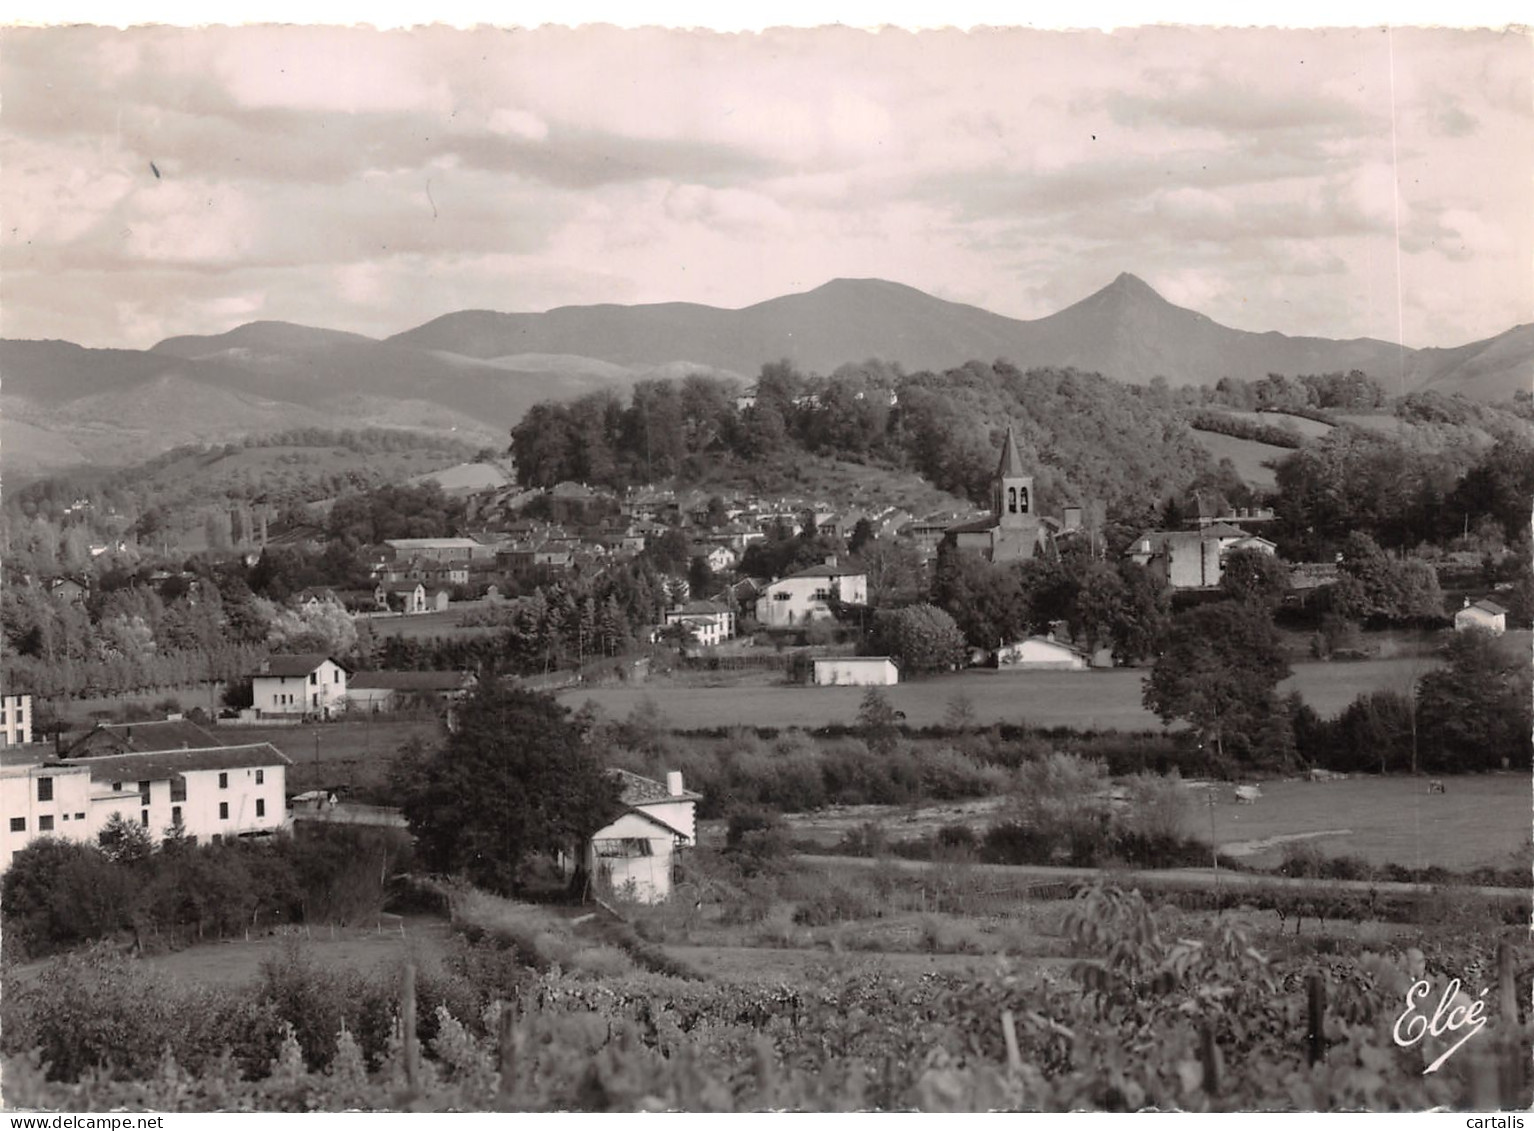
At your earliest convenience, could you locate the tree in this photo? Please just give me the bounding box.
[1142,601,1293,767]
[98,812,154,865]
[1416,629,1532,773]
[392,682,623,895]
[870,604,967,675]
[1218,548,1290,609]
[855,688,903,755]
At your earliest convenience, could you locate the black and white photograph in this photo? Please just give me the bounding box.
[0,7,1531,1116]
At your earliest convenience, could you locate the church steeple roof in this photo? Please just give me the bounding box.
[996,425,1025,479]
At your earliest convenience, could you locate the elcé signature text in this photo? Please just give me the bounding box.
[1392,978,1488,1074]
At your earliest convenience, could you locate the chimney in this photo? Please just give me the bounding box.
[824,555,837,568]
[666,771,684,797]
[1464,596,1472,608]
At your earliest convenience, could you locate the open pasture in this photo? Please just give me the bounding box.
[1204,772,1529,872]
[560,656,1443,731]
[1189,428,1291,490]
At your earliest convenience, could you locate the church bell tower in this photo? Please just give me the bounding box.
[994,426,1033,530]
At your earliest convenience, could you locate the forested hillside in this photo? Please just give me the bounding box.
[510,360,1220,519]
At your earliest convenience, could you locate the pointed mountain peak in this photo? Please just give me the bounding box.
[1104,272,1164,300]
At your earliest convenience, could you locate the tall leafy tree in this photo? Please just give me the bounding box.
[393,683,623,896]
[1142,601,1293,767]
[870,604,967,674]
[1416,629,1532,773]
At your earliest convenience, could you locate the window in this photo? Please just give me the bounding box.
[39,815,53,832]
[310,672,318,685]
[138,780,151,803]
[37,777,52,802]
[219,772,228,789]
[256,799,266,818]
[334,671,340,684]
[219,802,229,820]
[1008,486,1017,513]
[1018,487,1029,514]
[74,812,84,820]
[141,809,149,827]
[9,817,24,833]
[255,769,264,785]
[112,782,123,792]
[172,806,182,826]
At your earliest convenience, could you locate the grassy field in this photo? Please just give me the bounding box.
[220,718,440,795]
[766,772,1529,874]
[1203,773,1530,871]
[560,655,1445,730]
[357,608,506,642]
[1189,428,1292,490]
[1224,411,1334,439]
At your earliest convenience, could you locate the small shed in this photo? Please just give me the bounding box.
[812,656,899,686]
[1454,598,1507,636]
[995,636,1089,671]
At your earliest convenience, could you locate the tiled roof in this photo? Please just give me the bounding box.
[65,719,224,757]
[946,515,999,535]
[55,743,294,782]
[1468,599,1508,616]
[783,562,867,580]
[608,767,702,804]
[261,653,347,677]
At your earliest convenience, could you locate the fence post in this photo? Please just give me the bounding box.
[1001,1010,1023,1075]
[1200,1023,1221,1095]
[497,1001,518,1105]
[401,963,420,1100]
[1307,974,1326,1066]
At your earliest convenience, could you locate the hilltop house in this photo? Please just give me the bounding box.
[251,654,350,719]
[755,557,869,627]
[0,743,292,872]
[1454,597,1508,635]
[583,769,701,904]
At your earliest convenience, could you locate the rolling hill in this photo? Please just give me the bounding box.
[3,274,1528,478]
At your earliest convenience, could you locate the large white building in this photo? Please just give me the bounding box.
[2,694,34,748]
[755,558,869,627]
[0,743,293,872]
[251,654,350,719]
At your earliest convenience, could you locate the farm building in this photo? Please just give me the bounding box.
[0,743,292,872]
[346,670,478,712]
[63,717,224,758]
[1454,598,1507,636]
[813,656,900,686]
[995,636,1091,671]
[583,769,700,903]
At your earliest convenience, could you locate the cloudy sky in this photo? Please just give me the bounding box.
[2,22,1529,351]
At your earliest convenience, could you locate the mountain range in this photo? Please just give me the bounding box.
[4,273,1529,477]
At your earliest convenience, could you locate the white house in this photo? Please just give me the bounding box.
[755,558,869,627]
[1455,598,1508,636]
[584,769,701,904]
[1125,524,1277,591]
[379,582,429,614]
[2,693,33,748]
[0,743,292,872]
[663,601,736,647]
[813,656,899,686]
[252,654,350,719]
[995,636,1090,671]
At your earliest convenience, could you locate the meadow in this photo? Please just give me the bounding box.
[559,655,1447,731]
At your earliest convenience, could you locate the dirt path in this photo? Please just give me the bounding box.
[799,855,1528,902]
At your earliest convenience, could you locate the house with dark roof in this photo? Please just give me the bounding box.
[1454,597,1508,636]
[252,654,350,719]
[64,717,225,759]
[583,769,701,903]
[754,557,869,627]
[0,742,292,871]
